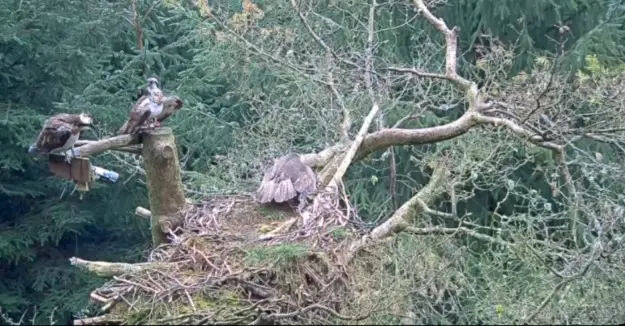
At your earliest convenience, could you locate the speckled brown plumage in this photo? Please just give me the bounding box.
[255,154,317,208]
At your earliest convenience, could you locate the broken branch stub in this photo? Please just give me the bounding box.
[141,127,187,246]
[135,206,152,219]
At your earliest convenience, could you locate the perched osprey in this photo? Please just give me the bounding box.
[119,77,164,135]
[255,154,318,211]
[28,113,94,162]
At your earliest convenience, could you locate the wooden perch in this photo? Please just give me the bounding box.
[48,156,120,193]
[73,134,140,157]
[142,127,187,246]
[75,140,142,155]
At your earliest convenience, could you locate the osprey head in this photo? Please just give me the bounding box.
[147,77,160,89]
[77,113,94,129]
[146,77,164,104]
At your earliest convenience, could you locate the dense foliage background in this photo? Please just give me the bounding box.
[1,0,625,324]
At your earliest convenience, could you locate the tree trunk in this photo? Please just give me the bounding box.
[142,127,186,246]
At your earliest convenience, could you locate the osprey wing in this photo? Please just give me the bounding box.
[35,119,73,153]
[118,96,152,135]
[255,155,307,204]
[156,97,184,123]
[256,161,280,203]
[291,165,317,194]
[283,155,317,194]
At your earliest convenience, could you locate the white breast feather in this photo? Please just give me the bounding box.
[147,99,163,119]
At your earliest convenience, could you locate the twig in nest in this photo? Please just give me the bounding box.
[257,217,298,241]
[253,303,369,323]
[89,292,109,304]
[73,315,119,325]
[113,276,158,294]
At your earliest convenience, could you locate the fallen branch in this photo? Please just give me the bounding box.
[73,315,120,325]
[69,257,174,278]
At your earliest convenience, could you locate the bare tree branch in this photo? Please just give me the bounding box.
[325,0,379,191]
[289,0,359,69]
[74,134,140,157]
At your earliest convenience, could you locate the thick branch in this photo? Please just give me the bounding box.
[74,134,140,157]
[75,140,142,155]
[370,159,450,240]
[300,111,479,174]
[142,127,187,246]
[299,144,343,168]
[345,159,450,262]
[357,112,478,159]
[69,257,172,278]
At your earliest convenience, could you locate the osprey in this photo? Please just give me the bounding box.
[119,77,164,135]
[255,154,318,211]
[133,77,182,128]
[28,113,94,162]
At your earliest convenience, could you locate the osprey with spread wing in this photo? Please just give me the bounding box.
[119,77,165,135]
[28,113,94,163]
[255,154,318,211]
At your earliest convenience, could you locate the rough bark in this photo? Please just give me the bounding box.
[142,127,186,246]
[69,257,173,278]
[74,134,140,157]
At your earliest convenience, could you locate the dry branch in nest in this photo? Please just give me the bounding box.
[75,195,368,325]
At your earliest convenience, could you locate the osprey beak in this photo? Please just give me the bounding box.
[79,123,93,130]
[28,143,40,156]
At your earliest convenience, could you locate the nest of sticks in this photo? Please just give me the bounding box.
[79,195,368,325]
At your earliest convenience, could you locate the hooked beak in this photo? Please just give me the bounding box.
[28,143,40,156]
[80,122,94,130]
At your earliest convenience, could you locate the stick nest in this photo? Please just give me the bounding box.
[91,195,366,325]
